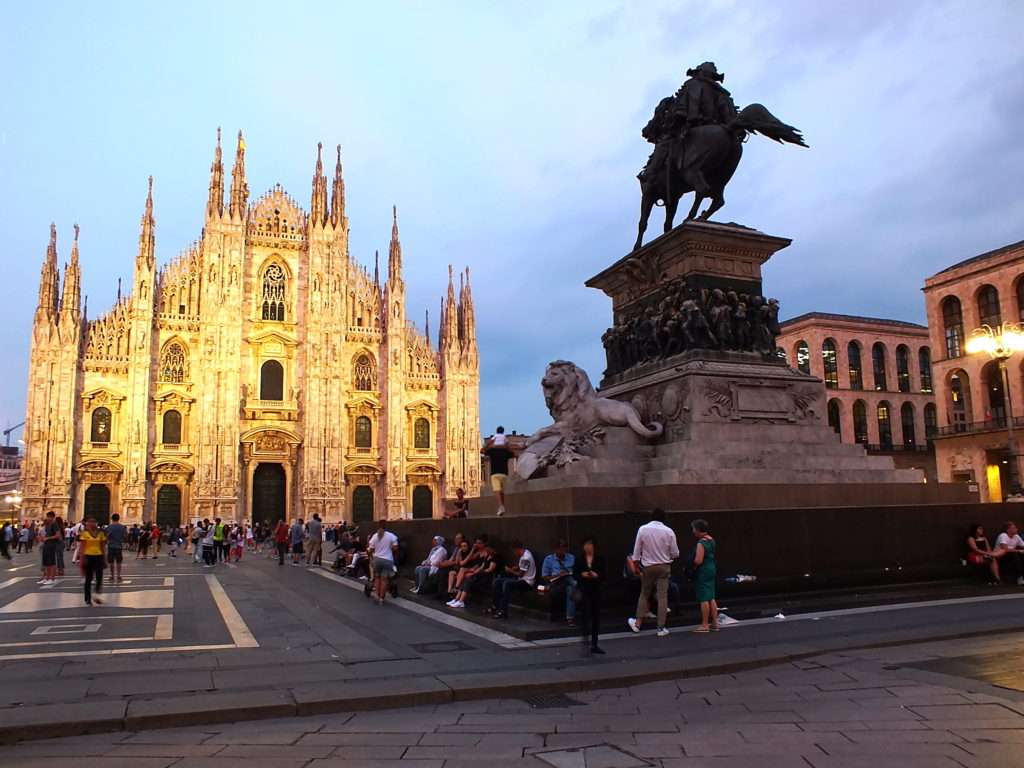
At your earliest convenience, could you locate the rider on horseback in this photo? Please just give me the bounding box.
[638,62,737,182]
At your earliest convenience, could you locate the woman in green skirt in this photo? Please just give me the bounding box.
[690,519,718,633]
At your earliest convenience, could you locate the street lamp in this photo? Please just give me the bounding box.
[965,323,1024,496]
[3,490,21,525]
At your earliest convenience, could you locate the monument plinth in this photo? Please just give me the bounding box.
[588,220,789,314]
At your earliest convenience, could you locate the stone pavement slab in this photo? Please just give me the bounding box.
[2,635,1024,767]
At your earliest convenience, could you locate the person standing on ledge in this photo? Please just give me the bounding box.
[690,519,719,633]
[627,508,679,637]
[483,426,514,516]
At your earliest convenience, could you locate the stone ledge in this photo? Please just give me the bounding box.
[0,699,127,744]
[292,676,452,716]
[124,689,297,732]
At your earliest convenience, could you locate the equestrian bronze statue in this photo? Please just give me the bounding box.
[634,62,807,250]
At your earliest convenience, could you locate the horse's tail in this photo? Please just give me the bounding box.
[733,103,808,148]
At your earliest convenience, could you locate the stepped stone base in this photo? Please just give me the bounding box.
[488,221,974,515]
[499,357,947,511]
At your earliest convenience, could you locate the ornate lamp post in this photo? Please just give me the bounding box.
[965,323,1024,495]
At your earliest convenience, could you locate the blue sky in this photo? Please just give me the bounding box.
[1,1,1022,437]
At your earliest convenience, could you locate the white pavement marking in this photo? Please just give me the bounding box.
[0,642,237,662]
[0,636,157,648]
[0,578,23,590]
[0,613,165,624]
[531,589,1024,646]
[5,564,37,572]
[0,589,174,613]
[205,574,258,648]
[30,623,101,635]
[311,568,532,650]
[154,613,173,640]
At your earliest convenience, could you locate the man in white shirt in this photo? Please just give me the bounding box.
[627,509,679,637]
[490,541,537,619]
[994,521,1024,584]
[367,520,399,605]
[412,536,448,594]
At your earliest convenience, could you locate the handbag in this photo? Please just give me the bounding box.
[967,552,985,566]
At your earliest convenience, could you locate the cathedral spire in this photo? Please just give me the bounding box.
[461,266,476,348]
[207,127,224,218]
[310,141,328,226]
[37,223,60,317]
[441,264,459,349]
[60,223,82,318]
[425,308,430,348]
[228,130,249,219]
[330,144,345,228]
[388,205,403,285]
[137,176,155,269]
[373,249,380,289]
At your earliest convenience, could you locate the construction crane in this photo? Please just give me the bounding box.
[3,422,24,448]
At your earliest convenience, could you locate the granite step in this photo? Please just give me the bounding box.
[643,467,924,485]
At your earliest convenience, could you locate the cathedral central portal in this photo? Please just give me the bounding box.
[251,462,286,524]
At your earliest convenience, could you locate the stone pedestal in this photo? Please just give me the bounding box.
[493,220,972,513]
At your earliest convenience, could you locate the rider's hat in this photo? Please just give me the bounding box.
[687,61,724,82]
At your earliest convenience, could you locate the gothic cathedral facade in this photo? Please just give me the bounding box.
[21,131,481,526]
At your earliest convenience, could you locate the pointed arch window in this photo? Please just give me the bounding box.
[159,342,188,383]
[353,354,376,391]
[91,407,111,444]
[260,263,287,321]
[414,417,431,449]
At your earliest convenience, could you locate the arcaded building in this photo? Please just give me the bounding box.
[21,131,481,526]
[777,312,937,480]
[923,239,1024,501]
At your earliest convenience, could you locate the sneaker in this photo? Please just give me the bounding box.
[496,506,505,517]
[657,627,670,637]
[410,587,420,594]
[645,612,656,620]
[627,618,641,633]
[591,646,606,655]
[37,579,48,585]
[452,600,465,608]
[446,599,457,607]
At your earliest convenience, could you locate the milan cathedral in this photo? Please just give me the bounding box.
[21,131,481,526]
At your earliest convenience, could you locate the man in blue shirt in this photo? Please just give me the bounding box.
[541,539,577,625]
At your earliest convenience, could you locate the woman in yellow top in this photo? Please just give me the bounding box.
[77,517,107,606]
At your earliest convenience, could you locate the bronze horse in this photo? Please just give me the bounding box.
[634,104,807,251]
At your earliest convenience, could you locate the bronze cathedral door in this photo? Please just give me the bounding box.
[252,463,286,523]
